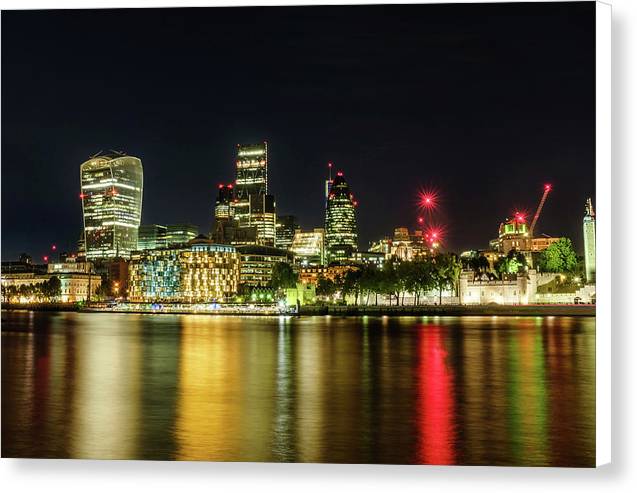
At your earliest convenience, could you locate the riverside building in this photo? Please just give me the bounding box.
[80,152,143,259]
[236,245,293,288]
[128,237,239,302]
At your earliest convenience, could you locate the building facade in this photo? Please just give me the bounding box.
[80,152,143,259]
[583,197,596,283]
[458,271,533,305]
[275,215,300,250]
[290,228,325,266]
[234,142,268,227]
[236,245,292,288]
[128,238,239,302]
[248,193,276,246]
[369,227,428,261]
[138,224,167,250]
[165,224,199,246]
[1,271,99,303]
[324,171,358,263]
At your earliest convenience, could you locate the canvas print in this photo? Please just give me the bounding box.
[1,2,597,466]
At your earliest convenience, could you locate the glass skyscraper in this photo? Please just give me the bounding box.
[138,224,167,250]
[583,198,596,283]
[324,171,358,263]
[235,142,268,227]
[233,142,276,246]
[275,215,300,250]
[80,152,143,260]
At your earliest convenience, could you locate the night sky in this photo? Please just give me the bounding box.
[1,2,595,261]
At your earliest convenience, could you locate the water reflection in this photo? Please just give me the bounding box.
[1,312,595,466]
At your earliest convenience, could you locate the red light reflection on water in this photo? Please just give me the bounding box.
[417,326,455,465]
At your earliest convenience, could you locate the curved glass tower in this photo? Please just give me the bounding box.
[325,171,358,263]
[80,152,143,260]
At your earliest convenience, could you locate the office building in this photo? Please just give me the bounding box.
[249,193,276,246]
[324,171,358,263]
[80,152,143,259]
[138,224,167,250]
[234,142,268,227]
[165,224,199,246]
[275,215,300,250]
[236,245,292,288]
[290,228,325,266]
[128,237,239,302]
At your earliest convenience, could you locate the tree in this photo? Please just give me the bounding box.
[95,279,112,299]
[316,276,337,301]
[342,268,363,305]
[42,276,62,301]
[494,249,527,278]
[430,253,462,304]
[379,260,401,306]
[465,251,491,276]
[359,264,380,305]
[269,262,299,290]
[538,238,578,273]
[396,261,415,306]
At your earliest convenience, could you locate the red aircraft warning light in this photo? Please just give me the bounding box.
[51,245,57,251]
[418,188,439,211]
[43,256,49,262]
[336,171,343,177]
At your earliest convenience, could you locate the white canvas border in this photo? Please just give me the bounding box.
[595,0,611,468]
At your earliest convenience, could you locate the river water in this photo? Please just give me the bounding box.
[1,310,595,466]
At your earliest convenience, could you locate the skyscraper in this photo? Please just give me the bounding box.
[233,142,276,246]
[249,193,277,247]
[275,215,300,250]
[325,171,358,263]
[583,197,596,283]
[214,183,235,222]
[80,152,143,260]
[235,142,268,228]
[213,183,238,244]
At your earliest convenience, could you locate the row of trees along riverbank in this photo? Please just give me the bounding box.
[270,238,582,307]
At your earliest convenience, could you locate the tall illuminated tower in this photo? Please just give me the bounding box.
[235,142,267,227]
[80,152,143,259]
[325,170,358,263]
[583,197,596,283]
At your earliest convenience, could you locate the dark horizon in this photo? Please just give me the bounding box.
[1,2,596,261]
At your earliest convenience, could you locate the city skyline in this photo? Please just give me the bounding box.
[1,3,595,260]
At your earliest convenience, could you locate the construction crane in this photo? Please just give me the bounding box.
[529,184,552,236]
